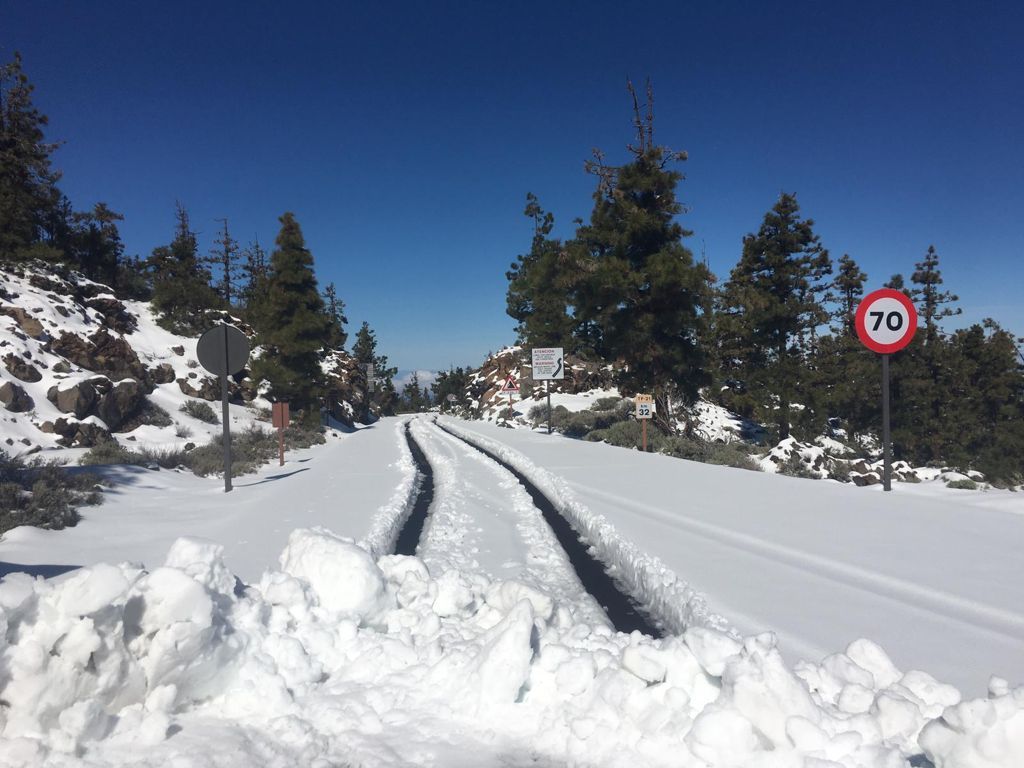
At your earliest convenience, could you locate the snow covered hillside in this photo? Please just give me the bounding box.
[0,265,264,459]
[2,415,1022,766]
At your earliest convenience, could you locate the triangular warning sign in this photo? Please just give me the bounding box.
[500,374,519,393]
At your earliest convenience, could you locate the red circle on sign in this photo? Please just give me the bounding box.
[855,289,918,354]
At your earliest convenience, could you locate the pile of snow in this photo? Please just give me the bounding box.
[3,530,1019,766]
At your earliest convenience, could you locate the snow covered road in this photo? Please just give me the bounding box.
[0,419,415,583]
[408,417,609,626]
[440,417,1024,694]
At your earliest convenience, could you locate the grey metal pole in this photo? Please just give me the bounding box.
[882,353,891,492]
[221,324,232,493]
[547,380,552,434]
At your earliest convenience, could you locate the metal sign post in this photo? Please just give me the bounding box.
[196,323,249,493]
[635,394,654,452]
[531,348,564,435]
[854,289,918,492]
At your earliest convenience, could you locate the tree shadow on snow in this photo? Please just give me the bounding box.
[234,468,310,486]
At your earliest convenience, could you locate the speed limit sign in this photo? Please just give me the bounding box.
[855,289,918,354]
[855,288,919,493]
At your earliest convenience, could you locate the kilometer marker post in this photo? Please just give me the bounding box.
[855,289,918,492]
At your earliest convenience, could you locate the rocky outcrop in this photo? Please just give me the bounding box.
[48,378,102,419]
[45,376,146,430]
[0,306,45,339]
[96,380,146,430]
[151,363,176,384]
[41,417,110,447]
[85,297,137,334]
[3,353,42,383]
[47,329,151,387]
[0,380,34,412]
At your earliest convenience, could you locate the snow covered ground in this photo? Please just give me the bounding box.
[439,417,1024,696]
[1,420,414,583]
[2,415,1023,766]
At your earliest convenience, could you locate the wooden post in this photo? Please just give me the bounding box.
[642,419,648,452]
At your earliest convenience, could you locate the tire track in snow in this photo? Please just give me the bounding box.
[428,419,661,636]
[407,418,610,627]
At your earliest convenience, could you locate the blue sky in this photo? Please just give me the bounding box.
[7,1,1023,370]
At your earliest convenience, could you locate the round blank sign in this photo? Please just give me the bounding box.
[197,324,250,376]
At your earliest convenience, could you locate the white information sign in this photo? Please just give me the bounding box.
[531,347,565,380]
[635,394,654,420]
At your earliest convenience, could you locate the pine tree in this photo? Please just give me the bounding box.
[351,321,398,420]
[718,193,832,440]
[830,254,867,336]
[911,245,961,343]
[322,282,348,350]
[206,218,241,307]
[432,366,471,411]
[0,53,64,263]
[239,238,271,326]
[250,213,332,412]
[568,81,711,429]
[148,204,220,333]
[400,372,428,412]
[506,193,575,350]
[70,202,124,286]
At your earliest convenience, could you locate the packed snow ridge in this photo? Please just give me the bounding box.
[1,530,1021,767]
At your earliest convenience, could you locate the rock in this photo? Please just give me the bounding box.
[50,379,103,419]
[851,472,881,487]
[52,360,71,373]
[171,345,185,356]
[48,329,151,387]
[85,297,137,334]
[178,375,221,401]
[38,420,56,433]
[51,418,110,447]
[0,380,34,412]
[96,380,146,430]
[152,363,175,384]
[2,353,42,383]
[184,442,196,451]
[0,305,45,339]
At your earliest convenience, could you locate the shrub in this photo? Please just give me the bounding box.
[180,399,219,424]
[139,447,189,469]
[80,438,147,467]
[185,424,278,478]
[1,450,101,534]
[946,478,978,490]
[777,452,821,480]
[591,397,623,412]
[175,424,193,438]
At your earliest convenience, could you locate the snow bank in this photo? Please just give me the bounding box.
[1,534,1022,765]
[358,417,421,559]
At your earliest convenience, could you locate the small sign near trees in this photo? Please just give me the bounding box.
[272,402,290,466]
[855,289,918,492]
[634,394,654,452]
